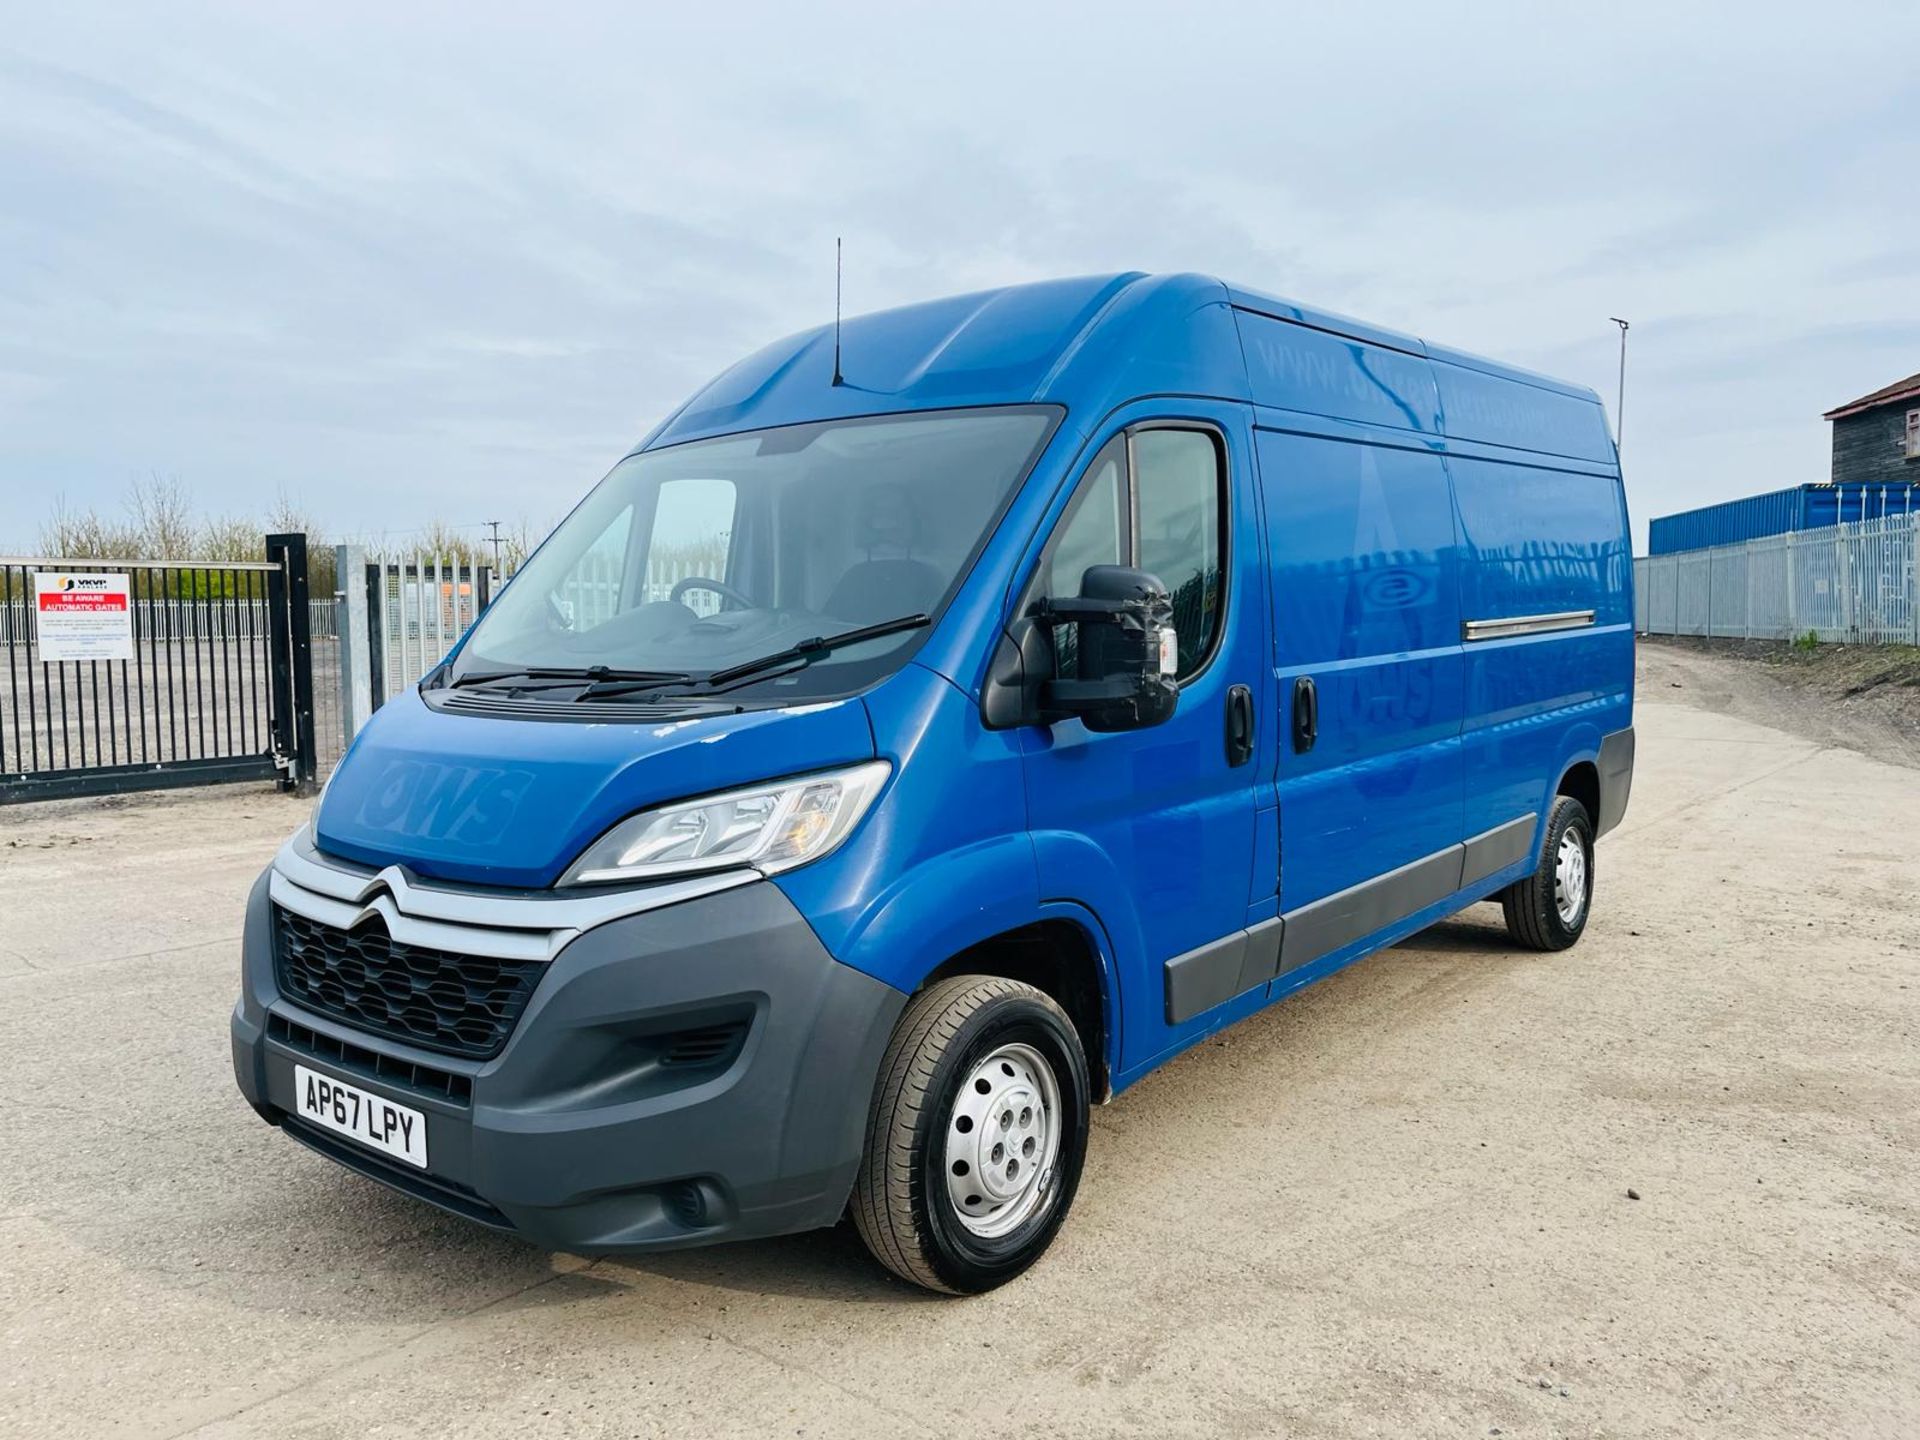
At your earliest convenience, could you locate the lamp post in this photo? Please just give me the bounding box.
[1609,317,1629,456]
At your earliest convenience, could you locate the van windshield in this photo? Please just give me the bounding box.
[448,406,1059,700]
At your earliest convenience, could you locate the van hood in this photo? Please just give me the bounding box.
[312,690,876,888]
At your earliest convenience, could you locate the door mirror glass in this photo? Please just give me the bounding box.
[1038,565,1179,732]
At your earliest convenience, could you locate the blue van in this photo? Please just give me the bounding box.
[232,273,1634,1293]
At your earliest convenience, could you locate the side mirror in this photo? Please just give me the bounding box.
[1036,565,1180,732]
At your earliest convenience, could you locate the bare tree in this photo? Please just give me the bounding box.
[126,472,196,557]
[28,483,537,599]
[407,521,491,567]
[39,496,138,559]
[199,513,263,563]
[264,489,335,595]
[501,515,544,573]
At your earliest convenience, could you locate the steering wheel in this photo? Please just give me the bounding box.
[670,576,757,610]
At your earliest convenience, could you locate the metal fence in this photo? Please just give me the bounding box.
[318,545,730,775]
[1635,513,1920,644]
[367,557,494,701]
[0,596,336,644]
[1,538,319,803]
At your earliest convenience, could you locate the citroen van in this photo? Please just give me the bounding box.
[232,272,1634,1293]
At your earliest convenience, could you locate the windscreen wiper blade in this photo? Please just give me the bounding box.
[701,613,933,689]
[451,665,693,691]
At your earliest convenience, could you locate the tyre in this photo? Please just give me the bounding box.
[852,975,1090,1294]
[1501,794,1595,951]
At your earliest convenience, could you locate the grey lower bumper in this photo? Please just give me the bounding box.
[231,869,907,1253]
[1596,725,1635,836]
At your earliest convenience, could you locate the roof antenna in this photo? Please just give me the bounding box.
[831,236,845,387]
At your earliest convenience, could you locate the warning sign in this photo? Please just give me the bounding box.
[34,573,134,662]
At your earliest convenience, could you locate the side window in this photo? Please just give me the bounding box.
[550,504,632,631]
[1041,438,1126,600]
[1133,429,1225,678]
[1033,437,1126,676]
[1028,426,1227,682]
[643,478,736,616]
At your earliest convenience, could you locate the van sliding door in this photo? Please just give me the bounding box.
[1261,429,1466,978]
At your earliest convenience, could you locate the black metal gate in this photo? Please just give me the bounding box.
[0,533,317,803]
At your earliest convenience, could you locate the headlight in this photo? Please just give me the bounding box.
[559,761,891,886]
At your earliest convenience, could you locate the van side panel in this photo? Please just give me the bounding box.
[1236,310,1442,437]
[1258,426,1464,959]
[1428,349,1618,464]
[1450,451,1634,842]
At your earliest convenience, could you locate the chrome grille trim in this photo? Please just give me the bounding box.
[271,830,758,963]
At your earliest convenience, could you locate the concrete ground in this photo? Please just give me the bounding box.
[1,641,1915,1439]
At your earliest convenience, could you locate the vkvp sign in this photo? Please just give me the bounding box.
[34,572,134,662]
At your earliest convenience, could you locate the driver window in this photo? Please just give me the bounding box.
[643,478,736,617]
[1038,437,1126,602]
[1026,426,1225,682]
[1134,428,1224,678]
[1032,436,1126,675]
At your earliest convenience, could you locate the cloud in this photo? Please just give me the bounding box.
[1,0,1917,550]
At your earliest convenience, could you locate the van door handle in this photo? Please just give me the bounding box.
[1291,676,1318,753]
[1225,684,1254,767]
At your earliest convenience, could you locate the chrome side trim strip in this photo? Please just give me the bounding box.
[1461,609,1596,642]
[270,831,758,962]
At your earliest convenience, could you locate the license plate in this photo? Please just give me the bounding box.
[293,1064,428,1169]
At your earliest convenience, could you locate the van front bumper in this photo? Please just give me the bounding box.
[230,861,906,1254]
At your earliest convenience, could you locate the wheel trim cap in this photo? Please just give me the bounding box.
[1554,829,1589,925]
[944,1042,1061,1240]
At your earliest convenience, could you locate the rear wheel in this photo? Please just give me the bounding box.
[1501,794,1594,951]
[851,976,1090,1294]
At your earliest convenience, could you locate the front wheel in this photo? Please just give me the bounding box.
[851,976,1090,1294]
[1501,794,1595,951]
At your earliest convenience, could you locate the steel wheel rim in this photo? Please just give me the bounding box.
[1554,829,1588,926]
[944,1041,1061,1240]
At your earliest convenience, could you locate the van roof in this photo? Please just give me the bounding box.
[646,272,1610,462]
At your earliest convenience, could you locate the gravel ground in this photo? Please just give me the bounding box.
[1638,635,1920,770]
[1,642,1916,1439]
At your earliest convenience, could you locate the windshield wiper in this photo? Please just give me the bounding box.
[458,616,932,703]
[451,665,693,691]
[699,613,933,690]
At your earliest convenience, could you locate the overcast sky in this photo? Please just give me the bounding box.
[3,2,1916,553]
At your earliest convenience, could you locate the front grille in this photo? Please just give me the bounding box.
[268,1013,474,1104]
[272,905,543,1060]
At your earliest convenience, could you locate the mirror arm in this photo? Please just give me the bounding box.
[1029,595,1136,625]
